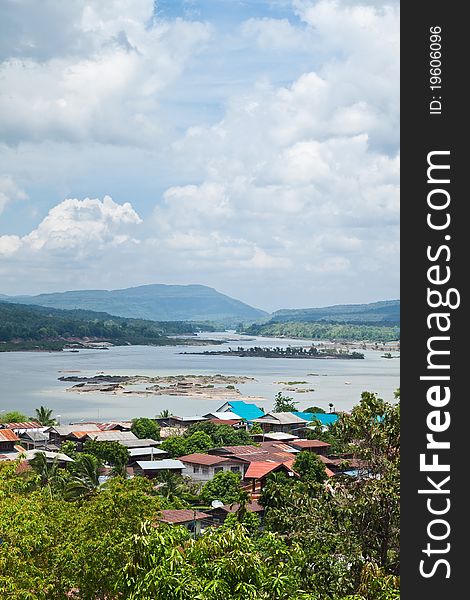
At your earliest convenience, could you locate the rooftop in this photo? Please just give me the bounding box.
[158,509,211,524]
[136,459,184,471]
[179,453,232,466]
[0,421,42,430]
[290,440,331,449]
[0,429,20,442]
[220,401,264,421]
[244,461,295,480]
[253,412,309,425]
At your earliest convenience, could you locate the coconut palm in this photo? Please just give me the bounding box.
[33,406,56,426]
[28,451,65,498]
[65,454,100,501]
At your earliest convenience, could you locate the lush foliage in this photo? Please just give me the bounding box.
[83,439,130,472]
[240,321,400,343]
[199,470,243,505]
[131,417,161,441]
[0,301,209,350]
[0,410,28,423]
[273,391,298,412]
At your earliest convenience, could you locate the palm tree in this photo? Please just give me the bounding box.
[33,406,56,426]
[65,454,100,501]
[231,489,252,523]
[156,409,172,419]
[328,403,334,413]
[28,451,65,498]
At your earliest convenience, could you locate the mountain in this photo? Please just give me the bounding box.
[4,284,268,323]
[271,300,400,325]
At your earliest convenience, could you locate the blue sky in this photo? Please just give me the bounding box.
[0,0,399,311]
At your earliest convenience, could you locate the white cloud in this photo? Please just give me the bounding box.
[0,1,211,145]
[0,195,142,257]
[0,176,28,214]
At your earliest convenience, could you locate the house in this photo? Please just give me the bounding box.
[216,401,264,422]
[202,411,242,422]
[179,453,246,482]
[167,415,207,429]
[157,509,212,536]
[242,461,297,498]
[289,439,331,456]
[120,437,161,449]
[45,424,101,447]
[0,429,21,454]
[251,431,299,443]
[292,412,339,428]
[17,449,74,467]
[210,500,265,526]
[135,459,185,478]
[251,412,309,434]
[0,421,43,434]
[82,430,138,443]
[127,446,168,464]
[19,430,49,450]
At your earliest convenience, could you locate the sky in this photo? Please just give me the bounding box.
[0,0,399,312]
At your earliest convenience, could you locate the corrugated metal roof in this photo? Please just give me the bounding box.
[0,429,20,442]
[244,461,294,479]
[179,453,232,466]
[121,438,160,448]
[253,412,309,425]
[1,421,42,430]
[219,500,264,514]
[290,440,331,449]
[208,418,242,426]
[223,401,264,421]
[159,509,211,524]
[137,459,184,470]
[84,431,137,441]
[128,447,167,457]
[293,412,339,426]
[263,432,299,441]
[203,411,241,420]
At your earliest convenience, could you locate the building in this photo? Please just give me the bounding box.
[19,430,49,450]
[167,415,207,429]
[135,459,185,478]
[157,509,212,536]
[251,431,299,443]
[0,421,43,434]
[216,401,264,422]
[82,430,138,443]
[242,461,297,498]
[292,412,339,428]
[127,446,167,464]
[289,439,331,456]
[0,429,21,454]
[45,424,102,447]
[210,500,265,526]
[179,453,246,482]
[251,412,309,434]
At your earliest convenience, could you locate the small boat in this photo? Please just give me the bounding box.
[344,381,351,385]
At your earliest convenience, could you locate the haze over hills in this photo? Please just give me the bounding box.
[271,300,400,325]
[4,284,268,323]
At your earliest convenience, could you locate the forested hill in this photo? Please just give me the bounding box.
[4,284,267,322]
[0,302,214,351]
[271,300,400,325]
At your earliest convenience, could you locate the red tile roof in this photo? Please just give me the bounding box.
[213,445,261,455]
[179,453,232,466]
[290,440,331,449]
[244,461,294,480]
[158,509,211,524]
[69,431,93,439]
[0,429,20,442]
[325,468,335,478]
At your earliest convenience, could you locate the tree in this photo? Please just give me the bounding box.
[273,392,298,412]
[83,439,130,471]
[33,406,56,426]
[0,410,28,423]
[293,451,327,484]
[200,470,242,505]
[131,417,160,440]
[184,431,213,455]
[156,409,172,418]
[28,452,66,498]
[65,453,100,501]
[305,406,326,414]
[249,421,263,435]
[160,435,188,458]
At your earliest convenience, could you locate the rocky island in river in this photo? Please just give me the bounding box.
[179,345,365,359]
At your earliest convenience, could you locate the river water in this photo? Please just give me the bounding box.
[0,333,400,422]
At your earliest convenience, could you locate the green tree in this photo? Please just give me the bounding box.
[131,417,160,440]
[184,431,213,454]
[33,406,56,426]
[305,406,326,414]
[160,435,188,458]
[28,452,66,499]
[83,439,130,471]
[273,391,298,412]
[0,410,28,423]
[200,470,242,505]
[293,451,327,484]
[65,453,100,501]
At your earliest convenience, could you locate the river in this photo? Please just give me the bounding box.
[0,333,400,422]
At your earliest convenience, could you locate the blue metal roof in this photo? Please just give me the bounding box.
[292,412,339,426]
[226,401,264,421]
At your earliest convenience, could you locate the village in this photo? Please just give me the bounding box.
[0,399,370,535]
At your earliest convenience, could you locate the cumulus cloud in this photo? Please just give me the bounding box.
[0,176,28,214]
[0,195,142,257]
[0,0,211,145]
[0,0,399,308]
